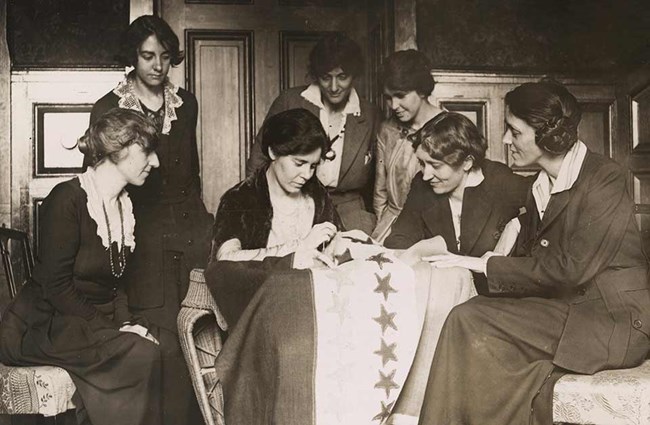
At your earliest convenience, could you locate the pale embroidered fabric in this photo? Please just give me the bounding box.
[0,363,76,416]
[301,83,362,187]
[216,192,314,262]
[78,169,136,250]
[113,72,184,135]
[553,359,650,425]
[532,140,587,219]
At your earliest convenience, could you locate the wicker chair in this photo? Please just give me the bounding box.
[0,226,76,417]
[178,268,228,425]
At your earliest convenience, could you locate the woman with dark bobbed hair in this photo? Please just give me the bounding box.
[372,49,447,242]
[209,108,340,266]
[418,80,650,425]
[0,109,161,425]
[87,14,212,424]
[247,33,379,234]
[205,108,342,424]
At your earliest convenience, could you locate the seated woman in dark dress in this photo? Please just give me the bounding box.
[420,80,650,425]
[207,108,340,322]
[380,112,530,424]
[0,108,162,425]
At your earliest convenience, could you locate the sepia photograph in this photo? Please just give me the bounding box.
[0,0,649,424]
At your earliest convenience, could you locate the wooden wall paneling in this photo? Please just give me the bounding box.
[279,30,336,91]
[438,101,487,138]
[186,30,254,213]
[0,2,10,228]
[629,79,650,252]
[577,101,614,158]
[10,70,123,238]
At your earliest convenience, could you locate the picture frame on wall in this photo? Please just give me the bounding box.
[34,104,92,176]
[439,101,487,137]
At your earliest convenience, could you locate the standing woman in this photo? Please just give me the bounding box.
[88,15,212,424]
[247,33,379,234]
[0,109,161,425]
[372,49,446,242]
[421,80,650,425]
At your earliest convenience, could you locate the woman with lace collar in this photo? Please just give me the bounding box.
[88,15,212,424]
[0,109,161,425]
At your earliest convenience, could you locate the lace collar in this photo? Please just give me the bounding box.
[113,72,184,135]
[78,168,136,251]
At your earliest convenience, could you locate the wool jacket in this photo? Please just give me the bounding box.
[487,151,650,373]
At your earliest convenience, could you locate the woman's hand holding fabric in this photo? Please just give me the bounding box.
[119,324,160,345]
[299,221,337,251]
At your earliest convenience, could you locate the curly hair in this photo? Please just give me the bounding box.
[308,33,364,79]
[414,112,486,170]
[78,108,159,167]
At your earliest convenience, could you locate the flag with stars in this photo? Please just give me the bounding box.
[311,243,420,424]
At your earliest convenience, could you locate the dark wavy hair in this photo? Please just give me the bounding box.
[380,49,435,96]
[414,112,486,170]
[260,108,328,160]
[505,79,582,155]
[117,15,184,67]
[308,33,364,80]
[78,108,159,167]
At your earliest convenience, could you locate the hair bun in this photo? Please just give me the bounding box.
[77,128,91,155]
[536,116,578,154]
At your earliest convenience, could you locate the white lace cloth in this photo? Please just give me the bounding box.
[113,72,183,135]
[0,363,76,416]
[79,169,135,250]
[553,359,650,425]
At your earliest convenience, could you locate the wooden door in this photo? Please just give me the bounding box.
[618,65,650,253]
[160,0,372,213]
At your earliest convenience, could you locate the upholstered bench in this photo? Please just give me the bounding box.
[0,363,75,417]
[179,268,650,425]
[553,359,650,424]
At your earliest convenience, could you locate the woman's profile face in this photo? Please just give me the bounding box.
[268,148,322,195]
[503,108,544,168]
[317,67,354,109]
[384,88,426,124]
[415,146,470,196]
[134,35,171,89]
[115,144,160,186]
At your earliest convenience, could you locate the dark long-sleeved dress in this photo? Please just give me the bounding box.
[0,178,161,425]
[419,150,650,425]
[90,76,213,424]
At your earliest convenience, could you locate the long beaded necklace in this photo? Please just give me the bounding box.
[102,198,127,278]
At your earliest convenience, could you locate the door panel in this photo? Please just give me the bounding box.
[161,0,370,209]
[186,30,254,213]
[279,30,335,91]
[627,76,650,253]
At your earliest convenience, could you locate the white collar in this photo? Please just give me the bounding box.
[465,167,485,189]
[113,72,184,135]
[78,168,136,251]
[300,83,361,117]
[532,140,587,217]
[533,140,587,195]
